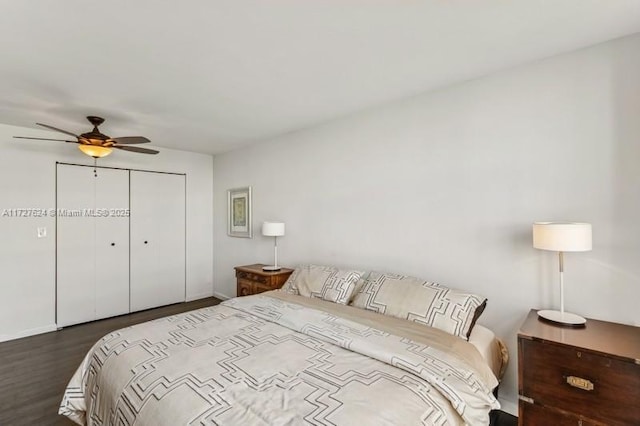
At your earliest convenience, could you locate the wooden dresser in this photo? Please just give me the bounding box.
[518,309,640,425]
[234,264,294,297]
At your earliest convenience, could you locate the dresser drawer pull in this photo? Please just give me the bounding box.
[566,376,594,391]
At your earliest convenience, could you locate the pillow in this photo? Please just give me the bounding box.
[281,265,365,305]
[351,271,486,340]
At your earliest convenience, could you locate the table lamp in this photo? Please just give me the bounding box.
[262,222,285,271]
[532,222,592,326]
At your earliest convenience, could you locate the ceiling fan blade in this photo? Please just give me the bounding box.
[109,136,151,145]
[114,145,159,155]
[36,123,81,139]
[13,136,78,143]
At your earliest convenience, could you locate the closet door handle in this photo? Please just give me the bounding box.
[111,243,115,246]
[144,240,148,244]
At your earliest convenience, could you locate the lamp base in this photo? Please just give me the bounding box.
[262,265,281,272]
[538,309,586,326]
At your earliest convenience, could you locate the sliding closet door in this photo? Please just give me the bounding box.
[56,164,97,327]
[94,168,130,320]
[130,171,185,311]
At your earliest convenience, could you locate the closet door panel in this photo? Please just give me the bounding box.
[130,171,185,311]
[56,164,96,327]
[94,168,130,320]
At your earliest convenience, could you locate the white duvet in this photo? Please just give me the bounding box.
[60,292,499,425]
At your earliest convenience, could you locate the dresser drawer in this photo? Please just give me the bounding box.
[520,338,640,425]
[520,401,602,426]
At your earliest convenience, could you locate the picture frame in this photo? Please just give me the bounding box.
[227,186,252,238]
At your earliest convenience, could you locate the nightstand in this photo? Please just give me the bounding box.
[234,264,294,297]
[518,309,640,425]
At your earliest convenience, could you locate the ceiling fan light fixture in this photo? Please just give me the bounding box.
[78,144,112,158]
[16,116,157,157]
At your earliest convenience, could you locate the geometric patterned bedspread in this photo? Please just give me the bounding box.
[59,292,499,425]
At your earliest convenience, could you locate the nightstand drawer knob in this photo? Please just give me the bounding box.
[566,375,594,391]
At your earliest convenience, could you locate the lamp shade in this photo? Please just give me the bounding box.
[532,222,592,252]
[262,222,285,237]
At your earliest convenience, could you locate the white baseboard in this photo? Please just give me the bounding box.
[0,323,58,343]
[185,291,215,302]
[212,291,231,301]
[499,396,518,416]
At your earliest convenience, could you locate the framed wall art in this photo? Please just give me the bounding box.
[227,186,252,238]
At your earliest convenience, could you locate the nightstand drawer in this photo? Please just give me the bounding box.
[520,402,600,426]
[237,279,255,296]
[521,338,640,425]
[253,282,276,294]
[236,271,268,284]
[238,278,277,294]
[234,264,294,297]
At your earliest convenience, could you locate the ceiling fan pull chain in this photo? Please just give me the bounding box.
[94,157,97,177]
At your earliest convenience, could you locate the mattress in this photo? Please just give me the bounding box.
[468,325,505,380]
[60,292,501,425]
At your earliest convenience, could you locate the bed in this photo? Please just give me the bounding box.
[59,287,505,425]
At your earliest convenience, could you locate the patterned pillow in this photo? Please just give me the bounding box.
[351,271,486,340]
[281,265,365,305]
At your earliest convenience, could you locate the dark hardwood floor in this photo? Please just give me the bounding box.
[491,409,518,426]
[0,296,517,426]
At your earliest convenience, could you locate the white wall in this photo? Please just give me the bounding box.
[212,33,640,414]
[0,123,214,341]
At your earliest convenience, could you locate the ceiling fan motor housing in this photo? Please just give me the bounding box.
[81,116,112,145]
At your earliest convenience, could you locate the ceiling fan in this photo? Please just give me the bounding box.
[14,116,159,158]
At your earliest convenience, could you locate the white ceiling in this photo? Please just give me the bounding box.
[1,1,639,155]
